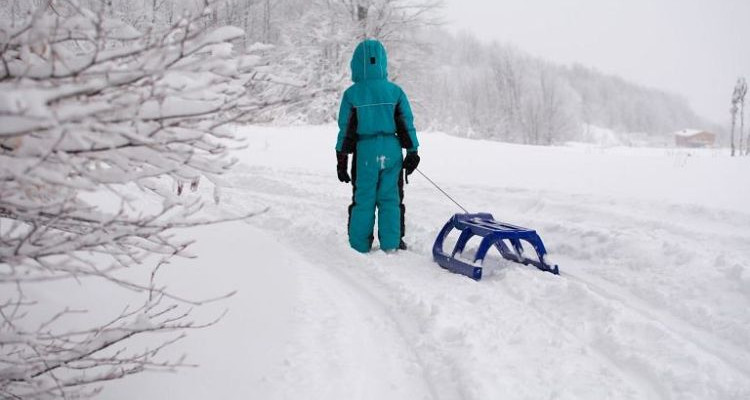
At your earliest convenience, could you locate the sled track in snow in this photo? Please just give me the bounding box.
[562,269,750,379]
[227,168,465,399]
[226,165,750,399]
[413,181,750,374]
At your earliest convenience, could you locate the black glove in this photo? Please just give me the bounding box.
[403,151,420,176]
[336,151,351,183]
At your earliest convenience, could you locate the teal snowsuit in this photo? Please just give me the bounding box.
[335,39,419,253]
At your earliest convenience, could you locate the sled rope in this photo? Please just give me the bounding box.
[414,168,470,214]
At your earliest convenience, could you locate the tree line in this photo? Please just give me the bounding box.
[3,0,711,145]
[176,0,709,145]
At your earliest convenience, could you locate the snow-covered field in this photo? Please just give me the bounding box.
[102,125,750,399]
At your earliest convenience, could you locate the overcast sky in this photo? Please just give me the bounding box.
[441,0,750,125]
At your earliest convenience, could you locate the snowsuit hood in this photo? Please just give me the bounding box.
[350,39,388,83]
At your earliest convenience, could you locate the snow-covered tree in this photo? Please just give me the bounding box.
[730,77,746,157]
[0,1,275,397]
[736,77,748,156]
[264,0,443,123]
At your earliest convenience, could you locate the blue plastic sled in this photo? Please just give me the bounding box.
[432,213,559,280]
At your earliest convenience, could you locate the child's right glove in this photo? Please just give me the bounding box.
[403,151,420,176]
[336,151,351,183]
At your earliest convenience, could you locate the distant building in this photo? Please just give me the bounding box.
[673,129,716,147]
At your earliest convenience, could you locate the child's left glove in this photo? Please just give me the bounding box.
[336,151,351,183]
[403,151,420,176]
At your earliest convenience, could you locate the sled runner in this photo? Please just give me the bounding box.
[432,213,559,280]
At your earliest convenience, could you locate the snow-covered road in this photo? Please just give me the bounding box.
[103,125,750,399]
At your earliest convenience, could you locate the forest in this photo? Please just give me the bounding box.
[1,0,712,145]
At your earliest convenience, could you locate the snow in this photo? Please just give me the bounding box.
[90,124,749,399]
[190,26,245,53]
[578,125,626,147]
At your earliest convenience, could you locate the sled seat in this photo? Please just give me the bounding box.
[432,213,559,280]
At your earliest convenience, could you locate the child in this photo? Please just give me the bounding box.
[335,39,420,253]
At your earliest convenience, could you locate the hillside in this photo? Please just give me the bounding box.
[399,30,713,145]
